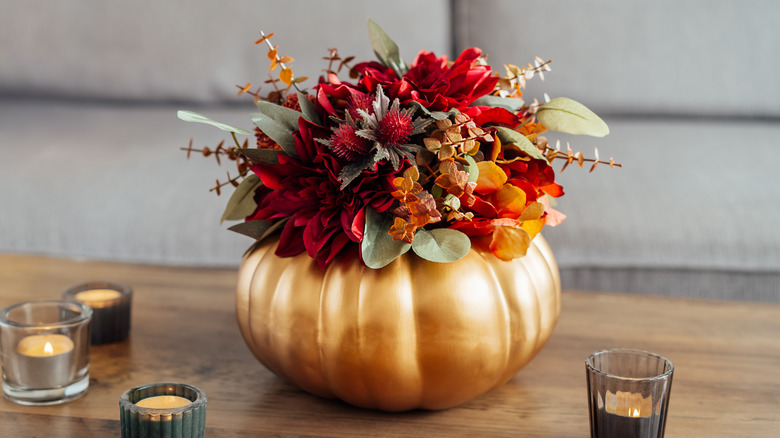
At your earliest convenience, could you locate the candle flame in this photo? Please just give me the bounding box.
[44,342,54,355]
[630,407,641,418]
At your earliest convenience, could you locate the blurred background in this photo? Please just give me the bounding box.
[1,0,778,301]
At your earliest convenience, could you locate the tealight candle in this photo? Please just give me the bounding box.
[74,289,122,304]
[0,300,92,405]
[136,395,192,409]
[64,282,132,344]
[16,334,75,389]
[120,382,207,438]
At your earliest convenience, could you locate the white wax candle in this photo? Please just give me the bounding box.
[15,334,75,388]
[17,334,74,357]
[604,390,653,418]
[74,289,122,307]
[136,395,192,409]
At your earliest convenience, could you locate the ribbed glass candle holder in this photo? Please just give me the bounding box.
[119,382,207,438]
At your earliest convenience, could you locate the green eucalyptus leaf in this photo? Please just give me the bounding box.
[361,207,411,269]
[256,101,302,131]
[250,112,297,158]
[494,126,547,161]
[471,95,525,112]
[431,183,443,199]
[536,97,610,137]
[367,19,408,75]
[177,110,251,135]
[259,217,288,241]
[238,148,282,165]
[409,101,458,120]
[463,155,479,183]
[221,174,261,223]
[297,91,320,124]
[411,228,471,263]
[228,220,271,240]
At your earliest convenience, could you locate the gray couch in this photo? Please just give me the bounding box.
[2,0,778,302]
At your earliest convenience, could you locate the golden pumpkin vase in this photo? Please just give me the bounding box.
[236,234,561,412]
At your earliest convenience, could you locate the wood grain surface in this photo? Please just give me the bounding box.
[0,253,778,437]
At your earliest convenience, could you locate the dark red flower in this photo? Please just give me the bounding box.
[353,48,500,113]
[246,118,398,267]
[400,48,500,111]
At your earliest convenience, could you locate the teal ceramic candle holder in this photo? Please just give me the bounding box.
[119,382,207,438]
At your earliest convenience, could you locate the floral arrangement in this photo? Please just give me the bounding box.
[179,20,618,269]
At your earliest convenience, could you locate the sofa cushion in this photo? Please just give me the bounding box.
[453,0,780,118]
[0,99,250,266]
[543,117,780,301]
[1,100,778,301]
[0,0,451,103]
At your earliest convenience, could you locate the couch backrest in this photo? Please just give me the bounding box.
[3,0,778,118]
[453,0,780,118]
[0,0,451,103]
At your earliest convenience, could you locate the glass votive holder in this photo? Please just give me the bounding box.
[586,349,674,438]
[0,300,92,405]
[119,382,207,438]
[63,281,132,344]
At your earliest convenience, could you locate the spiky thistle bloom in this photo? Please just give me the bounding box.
[356,86,432,170]
[318,113,372,161]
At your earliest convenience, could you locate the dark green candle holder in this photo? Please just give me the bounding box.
[119,382,207,438]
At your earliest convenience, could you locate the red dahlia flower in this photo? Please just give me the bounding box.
[246,118,397,267]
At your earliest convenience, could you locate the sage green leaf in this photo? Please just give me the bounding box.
[367,19,408,75]
[221,174,261,223]
[361,207,411,269]
[494,126,547,161]
[536,97,609,137]
[297,91,320,124]
[471,95,525,112]
[260,217,288,241]
[177,110,251,135]
[250,112,297,158]
[463,155,479,183]
[411,228,471,263]
[228,220,271,240]
[256,101,302,131]
[238,148,282,165]
[409,101,459,120]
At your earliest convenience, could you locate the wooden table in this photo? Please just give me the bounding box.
[0,253,778,437]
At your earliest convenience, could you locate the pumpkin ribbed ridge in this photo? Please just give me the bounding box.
[236,235,561,411]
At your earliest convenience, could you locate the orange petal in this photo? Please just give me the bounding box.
[490,184,527,218]
[489,226,531,261]
[519,201,545,221]
[540,196,567,226]
[474,161,507,195]
[521,218,545,240]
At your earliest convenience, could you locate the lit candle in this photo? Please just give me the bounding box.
[136,395,192,409]
[593,390,656,437]
[64,282,132,344]
[16,334,75,389]
[604,390,654,417]
[74,289,122,306]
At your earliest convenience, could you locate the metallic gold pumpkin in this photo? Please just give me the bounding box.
[236,235,561,411]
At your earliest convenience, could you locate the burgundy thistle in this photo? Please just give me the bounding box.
[352,87,431,172]
[322,115,372,161]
